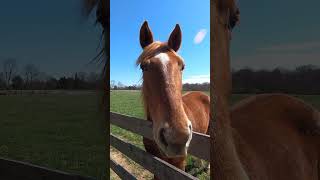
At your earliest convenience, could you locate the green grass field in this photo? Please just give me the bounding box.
[1,90,319,180]
[0,92,107,179]
[110,90,320,179]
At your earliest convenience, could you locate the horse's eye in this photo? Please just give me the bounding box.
[228,8,240,30]
[181,64,185,71]
[140,63,148,71]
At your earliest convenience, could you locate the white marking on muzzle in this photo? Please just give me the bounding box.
[186,120,192,147]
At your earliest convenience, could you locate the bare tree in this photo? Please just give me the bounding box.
[0,72,5,89]
[11,75,23,90]
[78,72,87,81]
[24,64,39,89]
[110,80,116,89]
[2,58,17,88]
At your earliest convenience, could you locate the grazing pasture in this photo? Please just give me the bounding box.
[0,92,106,179]
[1,90,319,179]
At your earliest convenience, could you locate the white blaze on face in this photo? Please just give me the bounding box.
[155,53,170,78]
[155,52,170,66]
[152,52,191,155]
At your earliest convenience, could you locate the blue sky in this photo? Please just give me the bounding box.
[231,0,320,70]
[110,0,210,86]
[0,1,101,78]
[2,0,318,82]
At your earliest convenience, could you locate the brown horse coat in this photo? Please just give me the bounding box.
[211,0,320,179]
[231,94,320,179]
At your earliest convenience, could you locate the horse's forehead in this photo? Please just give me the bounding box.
[154,53,170,66]
[153,52,182,66]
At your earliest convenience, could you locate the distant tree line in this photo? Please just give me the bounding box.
[0,58,102,90]
[110,82,210,91]
[110,79,211,91]
[111,64,320,94]
[6,56,316,93]
[232,65,320,94]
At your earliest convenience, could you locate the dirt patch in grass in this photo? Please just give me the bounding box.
[110,147,153,180]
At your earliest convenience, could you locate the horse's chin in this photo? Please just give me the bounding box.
[158,145,188,158]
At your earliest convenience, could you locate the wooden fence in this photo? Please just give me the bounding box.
[0,157,96,180]
[110,112,210,180]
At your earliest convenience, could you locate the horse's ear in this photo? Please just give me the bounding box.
[140,21,154,48]
[168,24,182,52]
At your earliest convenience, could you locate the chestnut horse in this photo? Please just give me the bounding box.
[211,0,320,179]
[137,21,210,177]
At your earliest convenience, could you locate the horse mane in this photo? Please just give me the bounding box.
[82,0,109,115]
[215,0,237,12]
[136,42,171,66]
[82,0,108,27]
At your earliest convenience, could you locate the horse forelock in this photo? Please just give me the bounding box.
[136,41,183,67]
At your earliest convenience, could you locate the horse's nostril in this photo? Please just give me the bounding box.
[159,128,168,147]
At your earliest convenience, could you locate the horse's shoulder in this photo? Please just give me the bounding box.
[232,93,320,136]
[232,93,306,110]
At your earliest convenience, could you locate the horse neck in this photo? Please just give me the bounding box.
[210,1,249,179]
